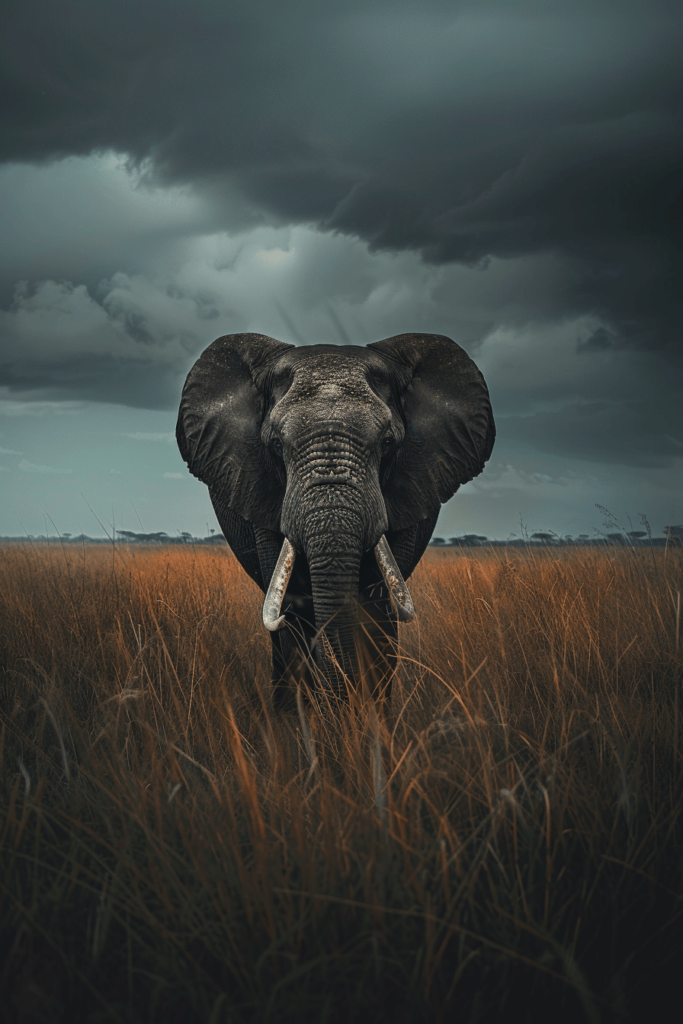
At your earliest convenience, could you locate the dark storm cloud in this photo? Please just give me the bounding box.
[2,0,682,351]
[1,0,682,478]
[0,352,182,410]
[0,273,206,408]
[504,400,683,469]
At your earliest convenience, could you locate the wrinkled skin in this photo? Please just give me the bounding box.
[177,333,494,706]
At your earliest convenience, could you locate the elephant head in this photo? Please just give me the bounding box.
[176,333,494,701]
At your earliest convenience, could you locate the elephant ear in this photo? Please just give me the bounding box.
[176,333,294,529]
[369,333,495,531]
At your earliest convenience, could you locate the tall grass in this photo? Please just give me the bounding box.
[1,540,682,1022]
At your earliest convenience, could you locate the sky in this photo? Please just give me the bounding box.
[1,0,681,541]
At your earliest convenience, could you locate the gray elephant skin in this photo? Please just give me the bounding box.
[176,333,495,707]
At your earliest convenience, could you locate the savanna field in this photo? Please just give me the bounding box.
[1,541,682,1023]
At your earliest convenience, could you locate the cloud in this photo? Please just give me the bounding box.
[2,0,680,354]
[461,464,572,493]
[0,225,558,409]
[0,445,22,454]
[0,277,203,408]
[163,472,184,479]
[504,404,683,469]
[19,459,72,474]
[0,154,209,304]
[0,396,86,416]
[474,317,683,466]
[577,327,622,354]
[0,0,681,477]
[0,229,678,467]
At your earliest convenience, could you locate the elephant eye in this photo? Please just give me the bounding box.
[381,433,395,453]
[271,436,283,457]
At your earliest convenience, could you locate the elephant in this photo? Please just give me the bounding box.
[176,332,495,707]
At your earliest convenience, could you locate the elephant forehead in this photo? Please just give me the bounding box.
[277,358,386,411]
[295,355,370,391]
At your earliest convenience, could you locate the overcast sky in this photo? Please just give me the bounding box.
[1,0,681,540]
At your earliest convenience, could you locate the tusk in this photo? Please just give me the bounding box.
[262,539,296,631]
[374,534,415,622]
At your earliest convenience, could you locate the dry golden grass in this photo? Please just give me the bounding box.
[1,540,682,1023]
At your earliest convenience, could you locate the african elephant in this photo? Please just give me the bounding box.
[176,333,494,706]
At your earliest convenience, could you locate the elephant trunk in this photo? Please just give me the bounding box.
[301,508,365,689]
[278,425,390,690]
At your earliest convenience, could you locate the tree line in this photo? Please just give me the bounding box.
[3,526,681,547]
[431,527,683,548]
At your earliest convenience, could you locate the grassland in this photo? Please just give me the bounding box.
[1,540,682,1023]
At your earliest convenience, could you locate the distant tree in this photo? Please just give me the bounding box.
[627,531,646,539]
[448,534,489,547]
[62,532,71,538]
[431,537,445,545]
[531,532,554,544]
[116,530,168,543]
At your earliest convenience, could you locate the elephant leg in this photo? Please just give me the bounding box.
[209,494,310,704]
[357,601,398,702]
[269,630,306,710]
[356,511,439,702]
[264,546,317,709]
[358,547,399,702]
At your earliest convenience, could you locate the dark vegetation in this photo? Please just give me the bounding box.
[0,531,228,546]
[4,519,680,550]
[432,523,683,549]
[1,542,682,1022]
